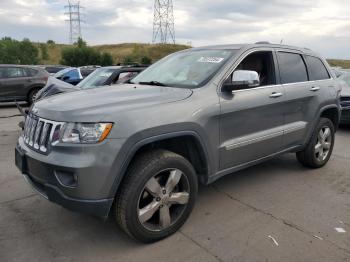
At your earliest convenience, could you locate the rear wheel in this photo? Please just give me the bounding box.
[115,149,198,243]
[296,118,335,168]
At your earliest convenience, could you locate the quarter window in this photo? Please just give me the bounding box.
[305,56,330,81]
[277,52,308,84]
[26,68,38,77]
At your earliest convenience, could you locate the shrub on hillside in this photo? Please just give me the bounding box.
[60,38,114,67]
[0,37,39,64]
[141,56,152,65]
[40,43,50,61]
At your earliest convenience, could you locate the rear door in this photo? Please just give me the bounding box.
[0,67,7,99]
[276,51,332,148]
[0,67,29,100]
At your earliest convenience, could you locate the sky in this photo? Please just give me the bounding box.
[0,0,349,59]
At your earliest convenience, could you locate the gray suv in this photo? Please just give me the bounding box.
[0,65,49,104]
[15,43,341,242]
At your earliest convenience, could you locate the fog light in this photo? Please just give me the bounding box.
[54,171,78,188]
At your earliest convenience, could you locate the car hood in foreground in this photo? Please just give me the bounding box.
[341,86,350,97]
[35,76,79,101]
[32,84,193,122]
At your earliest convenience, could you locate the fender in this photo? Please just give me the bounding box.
[108,130,212,198]
[304,104,340,147]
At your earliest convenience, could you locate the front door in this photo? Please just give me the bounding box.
[219,50,285,170]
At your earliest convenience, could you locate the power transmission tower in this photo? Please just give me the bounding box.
[152,0,175,44]
[65,1,84,44]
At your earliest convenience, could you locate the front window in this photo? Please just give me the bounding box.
[77,68,115,89]
[131,49,236,88]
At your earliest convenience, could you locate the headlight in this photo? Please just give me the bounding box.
[61,123,113,144]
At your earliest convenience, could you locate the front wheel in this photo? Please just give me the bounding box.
[297,118,335,168]
[28,89,40,105]
[115,149,198,243]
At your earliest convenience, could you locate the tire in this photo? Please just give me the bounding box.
[115,149,198,243]
[28,89,40,105]
[296,117,335,168]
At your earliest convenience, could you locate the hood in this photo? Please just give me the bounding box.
[35,76,79,101]
[32,84,193,122]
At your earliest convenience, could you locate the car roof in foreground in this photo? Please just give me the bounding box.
[191,43,321,57]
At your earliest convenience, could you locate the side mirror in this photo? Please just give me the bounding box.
[222,70,260,92]
[62,75,70,81]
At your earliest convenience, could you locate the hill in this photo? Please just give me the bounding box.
[37,42,350,69]
[37,43,190,65]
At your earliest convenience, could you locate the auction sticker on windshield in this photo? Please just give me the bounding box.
[197,57,225,63]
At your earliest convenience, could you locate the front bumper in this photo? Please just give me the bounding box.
[22,172,113,218]
[15,136,125,218]
[340,107,350,124]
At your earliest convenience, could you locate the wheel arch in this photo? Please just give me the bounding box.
[302,104,340,150]
[109,131,211,199]
[26,85,44,100]
[319,105,340,130]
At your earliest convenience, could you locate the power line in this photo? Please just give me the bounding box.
[64,1,84,44]
[152,0,175,44]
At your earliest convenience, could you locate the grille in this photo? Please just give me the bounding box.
[23,114,64,153]
[341,97,350,108]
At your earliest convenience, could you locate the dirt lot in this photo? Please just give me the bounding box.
[0,104,349,262]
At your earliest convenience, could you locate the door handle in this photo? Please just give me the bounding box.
[310,86,320,92]
[269,92,283,98]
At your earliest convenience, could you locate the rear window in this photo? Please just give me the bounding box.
[305,56,330,81]
[277,52,308,84]
[81,69,94,77]
[116,71,139,84]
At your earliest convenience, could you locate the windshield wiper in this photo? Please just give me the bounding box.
[138,81,166,86]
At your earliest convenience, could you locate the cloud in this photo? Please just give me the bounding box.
[0,0,349,58]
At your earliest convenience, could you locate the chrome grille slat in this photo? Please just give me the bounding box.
[24,117,32,143]
[28,118,38,146]
[22,114,64,154]
[33,121,43,149]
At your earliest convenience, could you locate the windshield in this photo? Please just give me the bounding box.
[54,68,74,78]
[338,71,350,87]
[131,49,236,88]
[77,68,116,89]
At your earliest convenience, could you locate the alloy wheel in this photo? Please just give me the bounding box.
[137,168,190,231]
[315,126,332,162]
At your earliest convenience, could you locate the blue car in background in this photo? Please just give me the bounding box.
[54,67,96,85]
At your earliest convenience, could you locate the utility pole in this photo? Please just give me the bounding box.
[65,1,84,44]
[152,0,175,44]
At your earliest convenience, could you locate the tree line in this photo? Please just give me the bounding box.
[0,37,114,66]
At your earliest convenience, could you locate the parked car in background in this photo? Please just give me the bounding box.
[35,77,80,102]
[335,69,350,124]
[35,65,147,101]
[54,67,96,85]
[16,43,341,242]
[76,65,147,89]
[39,65,68,75]
[0,65,49,104]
